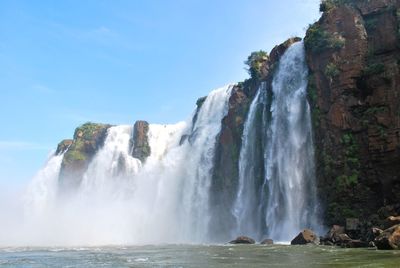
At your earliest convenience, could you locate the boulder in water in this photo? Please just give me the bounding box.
[374,224,400,250]
[260,238,274,245]
[291,229,320,245]
[229,236,255,244]
[332,233,352,246]
[325,225,345,242]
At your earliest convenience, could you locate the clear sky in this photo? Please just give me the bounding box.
[0,0,321,185]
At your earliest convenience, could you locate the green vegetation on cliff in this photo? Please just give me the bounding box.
[59,122,111,188]
[319,0,356,12]
[65,122,111,163]
[244,50,269,80]
[305,24,345,53]
[325,62,340,79]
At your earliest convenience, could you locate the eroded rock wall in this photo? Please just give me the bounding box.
[305,0,400,228]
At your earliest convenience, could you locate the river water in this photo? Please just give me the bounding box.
[0,245,399,267]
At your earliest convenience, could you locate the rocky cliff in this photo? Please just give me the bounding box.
[209,37,301,240]
[57,120,153,189]
[58,122,112,189]
[131,120,151,162]
[305,0,400,230]
[50,0,400,240]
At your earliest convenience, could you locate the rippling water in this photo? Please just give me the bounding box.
[0,245,399,267]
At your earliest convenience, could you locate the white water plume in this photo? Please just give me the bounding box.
[263,42,320,241]
[0,84,233,246]
[232,85,264,239]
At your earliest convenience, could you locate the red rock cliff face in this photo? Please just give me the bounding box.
[305,0,400,227]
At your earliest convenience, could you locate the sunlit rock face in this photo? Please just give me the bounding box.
[305,0,400,230]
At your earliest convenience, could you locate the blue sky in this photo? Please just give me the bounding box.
[0,0,321,185]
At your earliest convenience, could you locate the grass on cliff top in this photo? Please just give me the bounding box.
[73,122,110,140]
[305,24,345,53]
[245,50,268,80]
[319,0,357,12]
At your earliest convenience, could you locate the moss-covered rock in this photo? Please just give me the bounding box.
[55,139,73,155]
[59,122,112,189]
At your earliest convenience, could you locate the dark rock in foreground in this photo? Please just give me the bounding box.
[260,238,274,245]
[291,229,319,245]
[374,224,400,250]
[321,225,370,248]
[229,236,255,244]
[341,239,370,248]
[323,225,345,243]
[384,216,400,230]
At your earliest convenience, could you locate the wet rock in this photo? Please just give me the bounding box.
[372,227,384,238]
[336,234,353,246]
[229,236,256,244]
[291,229,320,245]
[341,239,370,248]
[260,239,274,245]
[131,120,150,162]
[55,139,73,155]
[59,122,112,189]
[374,224,400,250]
[321,240,335,246]
[383,216,400,229]
[325,225,345,242]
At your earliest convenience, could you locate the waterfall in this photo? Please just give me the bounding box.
[14,84,233,246]
[25,151,66,216]
[263,42,319,242]
[79,125,142,196]
[179,84,233,241]
[232,83,265,239]
[9,42,322,246]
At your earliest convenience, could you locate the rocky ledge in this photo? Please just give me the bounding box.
[58,122,112,189]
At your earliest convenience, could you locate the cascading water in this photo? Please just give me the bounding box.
[5,84,233,246]
[25,151,66,216]
[79,125,142,196]
[179,85,233,242]
[232,83,265,239]
[2,42,321,246]
[263,42,320,241]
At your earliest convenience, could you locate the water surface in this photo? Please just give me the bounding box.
[1,245,399,267]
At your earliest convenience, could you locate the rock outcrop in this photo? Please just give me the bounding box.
[384,216,400,229]
[291,229,320,245]
[260,238,274,245]
[229,236,256,244]
[374,224,400,249]
[320,224,370,248]
[131,120,150,162]
[305,0,400,230]
[55,139,73,155]
[59,122,111,189]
